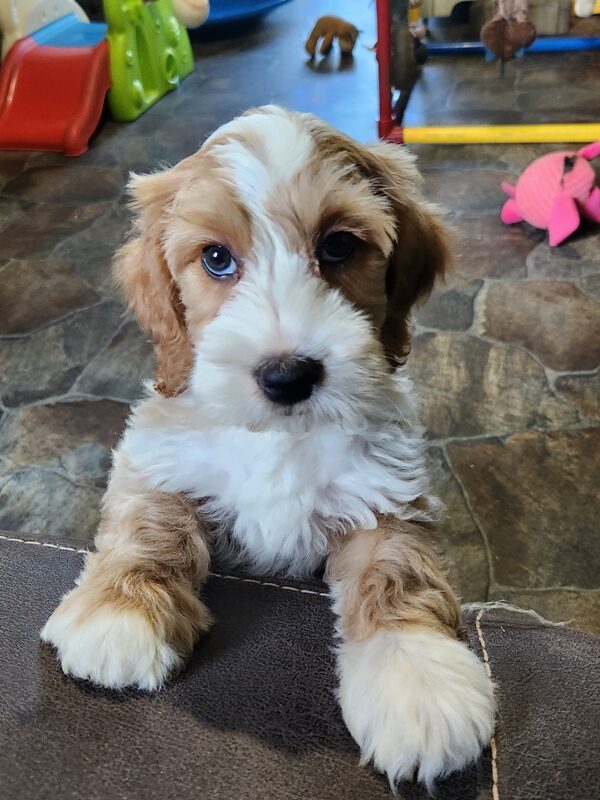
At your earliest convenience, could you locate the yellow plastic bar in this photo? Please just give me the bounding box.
[402,124,600,144]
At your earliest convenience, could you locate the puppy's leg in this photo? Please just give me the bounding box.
[327,521,495,788]
[41,450,211,690]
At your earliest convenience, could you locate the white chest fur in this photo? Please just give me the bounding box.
[120,386,430,576]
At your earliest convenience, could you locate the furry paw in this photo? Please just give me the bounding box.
[41,588,183,691]
[337,627,496,788]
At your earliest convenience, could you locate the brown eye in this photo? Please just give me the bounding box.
[201,245,237,278]
[318,232,359,265]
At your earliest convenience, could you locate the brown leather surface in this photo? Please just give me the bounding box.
[0,532,598,800]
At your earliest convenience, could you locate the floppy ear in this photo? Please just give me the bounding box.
[365,143,451,365]
[114,166,194,398]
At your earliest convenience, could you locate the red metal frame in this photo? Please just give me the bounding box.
[376,0,404,142]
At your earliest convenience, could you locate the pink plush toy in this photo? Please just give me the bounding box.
[501,141,600,246]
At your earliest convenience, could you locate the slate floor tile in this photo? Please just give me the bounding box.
[0,302,123,407]
[479,280,600,372]
[447,429,600,590]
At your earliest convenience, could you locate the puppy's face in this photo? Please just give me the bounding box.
[116,107,448,430]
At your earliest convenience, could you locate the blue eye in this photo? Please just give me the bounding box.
[201,245,238,278]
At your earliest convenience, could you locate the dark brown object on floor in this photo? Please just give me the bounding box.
[305,16,359,57]
[1,532,599,800]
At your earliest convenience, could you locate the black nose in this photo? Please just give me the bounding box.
[255,356,324,406]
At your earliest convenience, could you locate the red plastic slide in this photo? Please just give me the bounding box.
[0,37,110,157]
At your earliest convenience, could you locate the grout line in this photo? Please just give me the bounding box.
[427,418,597,449]
[441,444,495,598]
[490,583,600,595]
[0,299,117,342]
[0,466,105,494]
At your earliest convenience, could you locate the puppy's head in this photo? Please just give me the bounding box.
[116,106,449,429]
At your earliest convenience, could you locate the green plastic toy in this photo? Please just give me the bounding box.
[104,0,193,122]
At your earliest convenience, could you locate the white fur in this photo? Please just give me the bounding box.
[206,106,315,214]
[41,592,180,690]
[120,365,431,576]
[336,626,496,789]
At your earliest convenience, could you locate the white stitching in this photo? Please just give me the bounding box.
[0,532,89,554]
[208,572,329,597]
[0,532,330,597]
[475,609,500,800]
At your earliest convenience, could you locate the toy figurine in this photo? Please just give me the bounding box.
[501,141,600,246]
[305,16,359,57]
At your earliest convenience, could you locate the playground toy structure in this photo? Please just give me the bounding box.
[376,0,600,144]
[0,0,194,156]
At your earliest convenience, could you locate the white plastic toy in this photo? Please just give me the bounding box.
[574,0,594,16]
[171,0,210,28]
[0,0,88,59]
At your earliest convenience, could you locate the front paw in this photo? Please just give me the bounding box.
[337,627,496,788]
[41,586,191,691]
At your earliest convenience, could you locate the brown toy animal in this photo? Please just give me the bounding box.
[305,15,359,57]
[481,0,536,60]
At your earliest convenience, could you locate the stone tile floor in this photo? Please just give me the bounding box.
[0,0,598,630]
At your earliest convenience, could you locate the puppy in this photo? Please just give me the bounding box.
[42,106,495,789]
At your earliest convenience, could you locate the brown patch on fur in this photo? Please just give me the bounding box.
[115,152,252,396]
[263,158,396,333]
[265,160,395,254]
[367,143,451,364]
[116,234,194,399]
[304,118,450,363]
[322,246,389,329]
[165,155,253,271]
[57,452,212,656]
[327,520,462,642]
[55,553,210,657]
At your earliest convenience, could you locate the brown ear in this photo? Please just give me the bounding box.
[114,168,194,398]
[365,143,451,365]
